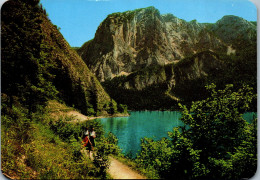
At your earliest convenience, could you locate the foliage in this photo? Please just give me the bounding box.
[118,104,128,114]
[108,99,118,115]
[1,98,33,178]
[93,135,119,178]
[136,137,172,178]
[102,45,256,111]
[49,117,82,141]
[136,84,257,179]
[106,132,121,155]
[1,0,58,114]
[22,122,100,179]
[103,78,178,110]
[92,131,121,177]
[47,115,122,178]
[1,0,118,118]
[210,47,257,96]
[1,95,122,179]
[1,0,124,179]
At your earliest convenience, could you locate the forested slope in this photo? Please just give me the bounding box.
[1,0,122,116]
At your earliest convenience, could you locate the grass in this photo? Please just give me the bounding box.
[2,120,99,179]
[1,103,103,179]
[25,123,97,179]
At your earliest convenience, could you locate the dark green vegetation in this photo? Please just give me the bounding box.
[102,77,179,110]
[1,97,120,179]
[1,0,58,114]
[135,84,257,179]
[103,48,257,111]
[1,0,127,117]
[172,47,257,108]
[1,0,125,178]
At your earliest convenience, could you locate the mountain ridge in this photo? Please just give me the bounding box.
[77,6,256,82]
[77,6,256,110]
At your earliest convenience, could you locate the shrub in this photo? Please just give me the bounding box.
[136,84,257,179]
[136,137,172,178]
[118,104,128,114]
[93,134,120,178]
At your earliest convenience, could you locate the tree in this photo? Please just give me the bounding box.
[117,104,128,114]
[108,100,117,115]
[136,84,257,180]
[1,0,57,113]
[168,84,257,179]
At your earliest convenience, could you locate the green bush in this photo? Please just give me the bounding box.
[117,104,128,114]
[49,117,82,141]
[93,133,121,178]
[136,137,172,178]
[136,84,257,179]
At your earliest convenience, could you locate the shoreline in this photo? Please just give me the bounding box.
[87,112,130,120]
[67,111,130,123]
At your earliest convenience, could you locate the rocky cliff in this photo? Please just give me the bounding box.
[77,6,256,82]
[77,6,256,109]
[102,50,224,109]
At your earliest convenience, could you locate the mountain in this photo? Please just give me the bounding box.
[77,6,256,110]
[102,50,224,109]
[77,6,256,82]
[1,0,120,116]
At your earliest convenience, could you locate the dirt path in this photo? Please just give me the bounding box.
[108,157,146,179]
[66,111,99,122]
[81,148,146,179]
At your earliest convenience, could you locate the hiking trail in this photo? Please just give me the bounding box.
[69,111,146,179]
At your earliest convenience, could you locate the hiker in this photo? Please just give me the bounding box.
[82,127,92,153]
[84,127,89,137]
[89,127,96,151]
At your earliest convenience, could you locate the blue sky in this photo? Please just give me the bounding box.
[40,0,257,47]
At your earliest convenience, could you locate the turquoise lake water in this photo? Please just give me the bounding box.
[96,111,257,158]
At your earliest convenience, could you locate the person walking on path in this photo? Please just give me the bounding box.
[82,127,92,154]
[89,127,96,151]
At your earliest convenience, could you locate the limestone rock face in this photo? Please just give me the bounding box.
[78,7,256,82]
[113,50,223,91]
[213,15,257,46]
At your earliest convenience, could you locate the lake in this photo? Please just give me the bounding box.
[96,111,257,158]
[96,111,183,158]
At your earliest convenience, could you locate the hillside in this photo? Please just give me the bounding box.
[1,0,123,116]
[102,50,224,109]
[40,15,116,116]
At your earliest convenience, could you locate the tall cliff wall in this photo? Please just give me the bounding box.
[78,6,256,82]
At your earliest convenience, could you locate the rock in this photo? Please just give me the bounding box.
[76,6,256,109]
[78,7,256,83]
